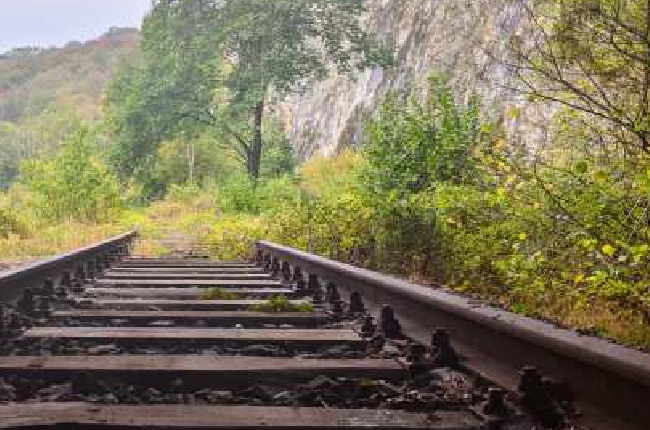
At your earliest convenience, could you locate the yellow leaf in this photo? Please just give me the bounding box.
[601,244,616,257]
[594,170,608,182]
[518,233,527,241]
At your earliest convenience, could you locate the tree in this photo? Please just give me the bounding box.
[121,0,392,184]
[510,0,650,154]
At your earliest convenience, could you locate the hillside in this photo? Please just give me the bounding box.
[0,27,141,188]
[0,27,140,122]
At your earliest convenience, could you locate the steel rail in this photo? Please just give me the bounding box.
[256,240,650,430]
[0,231,137,302]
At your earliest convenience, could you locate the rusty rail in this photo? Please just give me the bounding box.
[256,240,650,430]
[0,231,137,302]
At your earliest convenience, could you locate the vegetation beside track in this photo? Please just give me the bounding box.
[1,0,650,351]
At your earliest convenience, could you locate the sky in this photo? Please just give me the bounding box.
[0,0,151,54]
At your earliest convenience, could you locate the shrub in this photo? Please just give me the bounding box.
[208,214,269,260]
[0,207,25,238]
[20,130,122,222]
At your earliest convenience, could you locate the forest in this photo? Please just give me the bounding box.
[1,0,649,351]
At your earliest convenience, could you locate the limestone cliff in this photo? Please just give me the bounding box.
[282,0,545,158]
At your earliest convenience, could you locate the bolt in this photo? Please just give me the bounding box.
[43,278,55,298]
[9,312,22,330]
[71,280,84,294]
[17,288,35,315]
[377,305,402,339]
[0,304,4,337]
[349,292,365,314]
[368,333,386,352]
[518,366,543,397]
[406,342,426,363]
[60,271,71,289]
[361,315,375,338]
[431,328,459,368]
[271,258,280,278]
[308,274,320,293]
[294,269,307,293]
[331,300,344,314]
[292,267,303,283]
[326,283,340,304]
[107,252,118,264]
[55,287,67,299]
[282,261,292,282]
[38,296,50,316]
[483,387,509,416]
[312,285,324,304]
[74,267,85,283]
[518,366,562,428]
[86,262,95,280]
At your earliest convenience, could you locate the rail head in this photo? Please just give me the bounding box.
[256,240,650,430]
[0,231,137,296]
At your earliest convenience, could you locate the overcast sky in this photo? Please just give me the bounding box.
[0,0,151,54]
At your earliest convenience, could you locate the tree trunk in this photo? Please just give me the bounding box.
[248,99,264,186]
[187,142,195,184]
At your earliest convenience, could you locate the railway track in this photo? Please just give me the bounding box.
[0,232,648,429]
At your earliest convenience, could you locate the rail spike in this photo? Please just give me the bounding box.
[0,304,4,338]
[281,261,292,282]
[377,305,402,339]
[360,315,375,338]
[43,278,55,298]
[482,387,510,417]
[518,366,563,428]
[309,274,324,304]
[270,258,281,278]
[348,292,365,314]
[430,328,458,368]
[325,283,341,304]
[293,269,308,296]
[17,288,35,315]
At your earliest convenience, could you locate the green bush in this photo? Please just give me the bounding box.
[20,130,122,223]
[216,173,261,214]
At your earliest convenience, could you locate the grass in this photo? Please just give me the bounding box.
[248,295,314,312]
[0,193,221,263]
[199,288,240,300]
[0,222,123,262]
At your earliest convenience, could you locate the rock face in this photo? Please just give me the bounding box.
[283,0,545,159]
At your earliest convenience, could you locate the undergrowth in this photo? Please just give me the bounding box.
[2,76,649,353]
[204,78,650,351]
